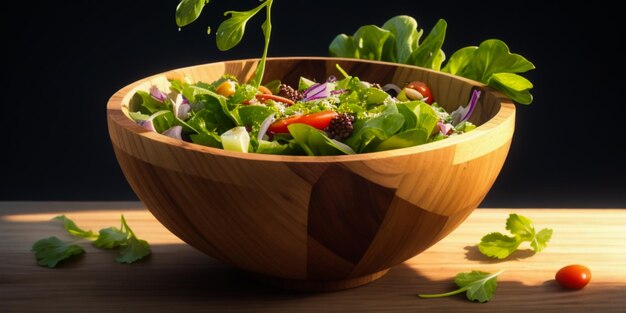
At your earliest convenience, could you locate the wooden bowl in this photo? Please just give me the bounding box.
[107,57,515,291]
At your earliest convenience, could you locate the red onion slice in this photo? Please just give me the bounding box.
[258,113,276,141]
[170,94,191,120]
[302,83,330,101]
[162,125,183,140]
[437,121,454,136]
[139,119,155,132]
[451,89,481,124]
[462,89,481,122]
[150,85,168,102]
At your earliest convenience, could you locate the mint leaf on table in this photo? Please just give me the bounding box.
[478,213,553,259]
[113,215,151,264]
[93,227,128,249]
[33,214,151,267]
[32,236,85,268]
[418,270,504,303]
[477,232,521,259]
[53,215,97,239]
[117,237,151,264]
[531,228,554,253]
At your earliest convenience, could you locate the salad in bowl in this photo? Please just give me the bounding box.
[128,65,480,156]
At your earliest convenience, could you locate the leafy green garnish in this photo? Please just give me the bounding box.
[330,15,535,104]
[32,215,151,268]
[175,0,209,27]
[443,39,535,104]
[32,236,85,268]
[288,124,355,156]
[175,0,274,87]
[418,270,504,303]
[53,215,97,239]
[331,16,447,70]
[478,214,553,259]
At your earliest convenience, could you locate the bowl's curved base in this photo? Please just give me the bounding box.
[251,269,390,292]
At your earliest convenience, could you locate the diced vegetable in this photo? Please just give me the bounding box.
[220,126,250,153]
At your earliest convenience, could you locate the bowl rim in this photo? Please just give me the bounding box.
[107,56,515,163]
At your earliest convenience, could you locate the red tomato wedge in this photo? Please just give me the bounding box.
[255,94,295,106]
[268,111,338,134]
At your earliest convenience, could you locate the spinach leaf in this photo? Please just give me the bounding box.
[288,124,355,156]
[375,129,429,151]
[345,103,405,152]
[132,90,167,114]
[256,140,301,155]
[330,16,536,104]
[216,4,265,51]
[381,15,422,63]
[150,110,175,133]
[407,19,447,70]
[442,46,477,75]
[469,39,535,82]
[175,0,209,27]
[489,72,534,104]
[236,105,274,129]
[190,132,222,148]
[377,101,438,151]
[329,34,357,58]
[353,25,391,60]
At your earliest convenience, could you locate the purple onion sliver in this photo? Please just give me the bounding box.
[150,85,167,102]
[437,121,453,135]
[162,125,183,140]
[331,89,348,95]
[177,103,191,120]
[302,83,325,98]
[327,75,337,83]
[139,120,155,132]
[462,89,481,122]
[258,113,276,142]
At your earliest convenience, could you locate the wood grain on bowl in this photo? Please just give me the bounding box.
[107,57,515,291]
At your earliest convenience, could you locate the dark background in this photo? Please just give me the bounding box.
[3,1,625,207]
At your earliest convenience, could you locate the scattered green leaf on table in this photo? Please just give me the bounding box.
[53,215,97,239]
[117,236,151,264]
[478,232,521,259]
[418,269,504,303]
[478,213,553,259]
[114,215,151,264]
[93,227,128,249]
[32,236,85,268]
[34,214,151,267]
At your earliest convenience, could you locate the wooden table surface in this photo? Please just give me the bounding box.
[1,202,624,312]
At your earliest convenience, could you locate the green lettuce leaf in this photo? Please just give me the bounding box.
[288,124,355,156]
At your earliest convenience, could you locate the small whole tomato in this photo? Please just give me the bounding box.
[406,81,434,104]
[555,264,591,289]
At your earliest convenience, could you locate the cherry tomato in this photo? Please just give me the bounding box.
[555,264,591,289]
[268,111,338,134]
[406,81,433,104]
[255,93,295,106]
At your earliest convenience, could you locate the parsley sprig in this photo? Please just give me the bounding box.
[32,215,151,268]
[478,213,553,259]
[418,270,504,303]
